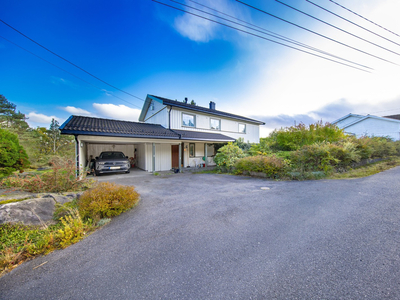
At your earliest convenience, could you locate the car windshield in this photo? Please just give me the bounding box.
[99,152,125,159]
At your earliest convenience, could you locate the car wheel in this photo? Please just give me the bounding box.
[126,169,130,174]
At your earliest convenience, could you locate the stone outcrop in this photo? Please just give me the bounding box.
[0,192,83,225]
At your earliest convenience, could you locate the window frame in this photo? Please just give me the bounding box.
[239,123,246,133]
[210,118,221,131]
[189,143,195,158]
[182,113,196,128]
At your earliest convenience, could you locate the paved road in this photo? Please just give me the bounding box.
[1,168,400,299]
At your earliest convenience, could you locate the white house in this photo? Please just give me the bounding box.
[332,113,400,141]
[60,94,265,173]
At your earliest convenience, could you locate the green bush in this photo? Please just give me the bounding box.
[235,155,287,178]
[0,157,94,193]
[214,142,245,172]
[269,121,346,151]
[77,182,140,222]
[0,128,30,176]
[351,136,398,159]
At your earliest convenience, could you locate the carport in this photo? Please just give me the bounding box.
[60,115,235,174]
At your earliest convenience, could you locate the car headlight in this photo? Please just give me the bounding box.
[98,162,105,165]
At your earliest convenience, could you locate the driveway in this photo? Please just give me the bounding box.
[1,168,400,299]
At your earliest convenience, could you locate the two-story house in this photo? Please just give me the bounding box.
[60,94,265,173]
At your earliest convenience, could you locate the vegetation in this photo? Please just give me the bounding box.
[0,157,95,193]
[78,182,140,222]
[214,121,400,180]
[0,128,30,176]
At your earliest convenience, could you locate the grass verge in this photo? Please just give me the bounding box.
[328,157,400,179]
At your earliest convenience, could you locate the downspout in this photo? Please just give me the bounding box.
[75,135,80,178]
[168,106,172,129]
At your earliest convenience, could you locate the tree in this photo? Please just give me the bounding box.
[44,119,74,156]
[0,94,27,129]
[0,128,30,176]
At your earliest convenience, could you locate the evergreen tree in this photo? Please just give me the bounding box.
[0,128,30,176]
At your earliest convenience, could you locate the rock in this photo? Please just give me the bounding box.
[0,193,34,201]
[0,198,56,225]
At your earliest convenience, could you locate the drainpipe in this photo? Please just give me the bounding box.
[168,106,172,129]
[75,135,79,178]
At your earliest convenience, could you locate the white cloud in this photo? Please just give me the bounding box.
[92,103,141,122]
[61,106,91,115]
[26,112,65,128]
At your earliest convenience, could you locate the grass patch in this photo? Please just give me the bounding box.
[0,198,30,205]
[328,157,400,179]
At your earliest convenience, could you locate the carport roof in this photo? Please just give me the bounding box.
[60,116,180,139]
[60,116,236,142]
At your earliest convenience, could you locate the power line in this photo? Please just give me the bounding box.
[169,0,372,70]
[235,0,399,66]
[0,35,143,109]
[275,0,400,57]
[306,0,400,48]
[0,18,145,102]
[153,0,370,72]
[328,0,400,39]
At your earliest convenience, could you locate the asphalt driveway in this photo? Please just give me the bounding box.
[1,168,400,299]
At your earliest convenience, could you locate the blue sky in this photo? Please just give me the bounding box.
[1,0,400,136]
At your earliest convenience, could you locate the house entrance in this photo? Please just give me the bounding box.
[171,145,179,169]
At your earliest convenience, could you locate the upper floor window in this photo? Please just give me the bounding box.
[210,118,220,130]
[239,123,246,133]
[182,113,196,127]
[150,102,154,111]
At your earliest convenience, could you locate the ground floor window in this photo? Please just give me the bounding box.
[189,143,195,157]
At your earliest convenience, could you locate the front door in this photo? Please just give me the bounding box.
[171,145,179,169]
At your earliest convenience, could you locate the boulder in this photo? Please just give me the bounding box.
[0,198,56,225]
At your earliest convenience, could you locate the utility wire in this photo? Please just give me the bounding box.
[306,0,400,48]
[328,0,400,39]
[276,0,400,56]
[153,0,370,72]
[0,35,143,109]
[0,19,144,102]
[235,0,399,66]
[169,0,372,70]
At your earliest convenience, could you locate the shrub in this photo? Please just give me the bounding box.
[77,182,140,222]
[0,157,95,193]
[214,143,245,172]
[235,155,287,178]
[57,209,88,248]
[351,136,398,159]
[0,128,30,176]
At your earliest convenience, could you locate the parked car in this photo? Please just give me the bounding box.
[94,151,131,176]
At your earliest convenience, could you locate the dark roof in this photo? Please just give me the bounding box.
[150,95,265,125]
[60,116,180,139]
[384,114,400,120]
[173,130,235,142]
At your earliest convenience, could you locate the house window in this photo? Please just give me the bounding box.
[210,118,221,130]
[183,113,196,127]
[189,143,195,157]
[239,123,246,133]
[150,102,154,111]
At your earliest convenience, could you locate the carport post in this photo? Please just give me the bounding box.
[204,143,208,167]
[179,143,182,173]
[152,143,155,173]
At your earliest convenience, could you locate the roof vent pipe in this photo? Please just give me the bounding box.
[209,101,216,110]
[184,97,188,104]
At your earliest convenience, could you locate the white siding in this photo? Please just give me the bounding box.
[136,144,146,170]
[155,144,172,171]
[169,108,260,143]
[184,142,216,168]
[345,118,400,141]
[336,115,363,128]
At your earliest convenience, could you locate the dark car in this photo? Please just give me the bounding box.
[94,151,130,176]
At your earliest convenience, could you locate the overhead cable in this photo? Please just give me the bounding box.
[153,0,370,72]
[306,0,400,48]
[275,0,400,56]
[0,19,144,102]
[0,35,142,109]
[177,0,372,70]
[235,0,399,66]
[328,0,400,39]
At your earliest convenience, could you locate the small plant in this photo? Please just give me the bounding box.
[77,182,140,222]
[57,209,89,248]
[214,142,245,172]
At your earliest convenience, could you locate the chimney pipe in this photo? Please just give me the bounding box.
[209,101,216,110]
[184,97,188,104]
